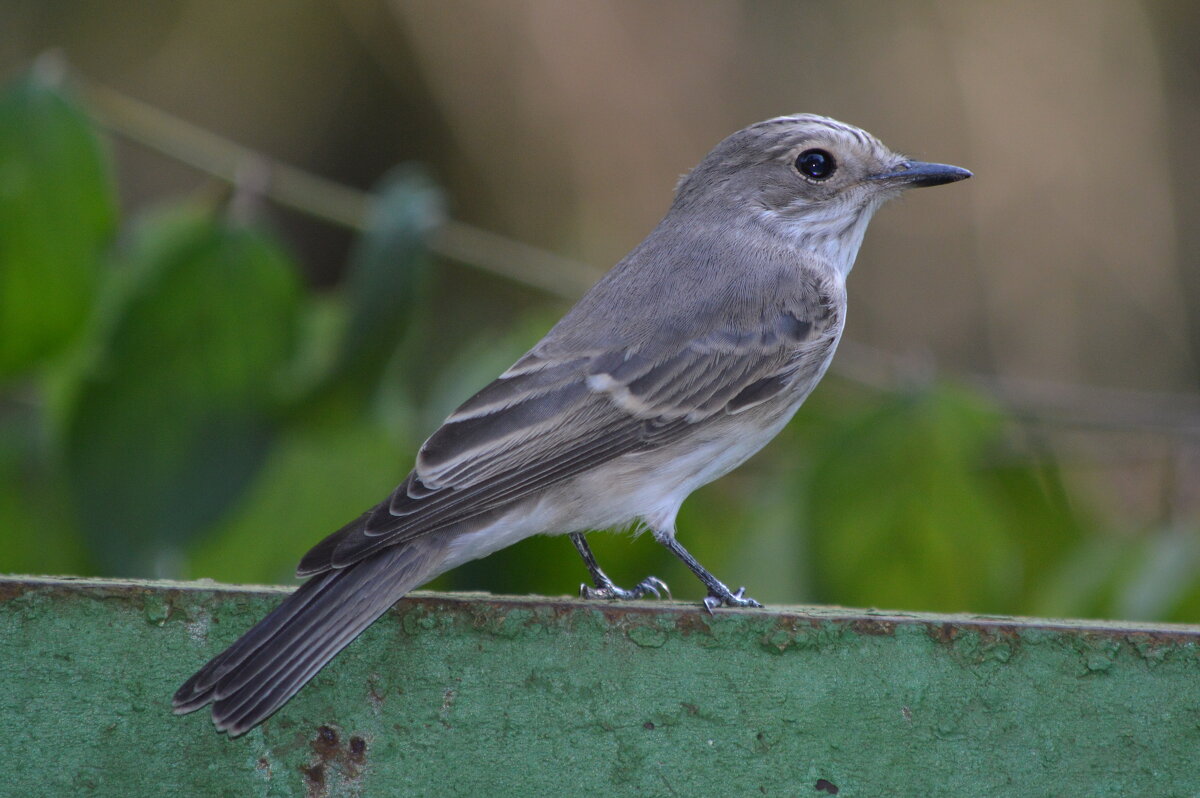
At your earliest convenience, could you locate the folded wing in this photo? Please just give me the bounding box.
[298,291,836,576]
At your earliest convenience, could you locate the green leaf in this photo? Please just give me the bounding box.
[0,403,90,575]
[185,413,409,585]
[1150,527,1200,623]
[1031,534,1141,619]
[63,210,301,576]
[805,383,1082,614]
[1107,525,1200,622]
[0,70,117,377]
[331,165,442,394]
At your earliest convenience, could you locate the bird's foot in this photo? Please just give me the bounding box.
[702,586,763,613]
[580,575,670,601]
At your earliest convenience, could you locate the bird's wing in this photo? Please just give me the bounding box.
[298,286,839,574]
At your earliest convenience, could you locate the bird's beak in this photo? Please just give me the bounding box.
[870,160,972,188]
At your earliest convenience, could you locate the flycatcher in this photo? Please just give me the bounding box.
[174,114,971,735]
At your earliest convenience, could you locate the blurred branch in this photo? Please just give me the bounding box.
[70,74,1200,439]
[430,220,600,299]
[974,376,1200,437]
[77,78,369,229]
[836,340,1200,438]
[73,76,599,299]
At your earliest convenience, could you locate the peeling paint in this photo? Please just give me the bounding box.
[5,576,1200,796]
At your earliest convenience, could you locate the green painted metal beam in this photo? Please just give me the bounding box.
[3,574,1199,796]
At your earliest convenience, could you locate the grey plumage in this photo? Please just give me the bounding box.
[174,114,970,735]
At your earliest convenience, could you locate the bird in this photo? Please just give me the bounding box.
[173,113,971,735]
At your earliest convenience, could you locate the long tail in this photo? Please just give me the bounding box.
[173,535,448,735]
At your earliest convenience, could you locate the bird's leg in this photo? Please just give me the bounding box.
[570,532,670,600]
[657,536,762,612]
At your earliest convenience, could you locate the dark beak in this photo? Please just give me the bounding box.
[870,160,972,188]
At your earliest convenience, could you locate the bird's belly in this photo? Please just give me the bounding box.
[560,388,813,536]
[439,420,783,570]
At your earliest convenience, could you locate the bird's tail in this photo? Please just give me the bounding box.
[172,535,449,736]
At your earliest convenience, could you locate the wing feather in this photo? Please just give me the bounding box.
[299,275,841,574]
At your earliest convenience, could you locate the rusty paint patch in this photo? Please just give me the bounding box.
[301,724,367,796]
[673,612,713,637]
[980,625,1021,640]
[314,725,339,755]
[300,762,325,796]
[1129,633,1175,664]
[397,591,1200,648]
[763,617,796,652]
[1126,630,1200,652]
[928,623,959,645]
[923,623,1025,666]
[0,581,30,602]
[974,627,1021,663]
[591,603,663,627]
[850,618,896,636]
[8,576,1200,656]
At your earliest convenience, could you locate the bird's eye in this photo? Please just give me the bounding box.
[795,149,836,180]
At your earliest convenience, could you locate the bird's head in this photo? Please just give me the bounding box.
[672,114,971,275]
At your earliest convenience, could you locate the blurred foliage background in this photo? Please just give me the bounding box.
[1,0,1199,622]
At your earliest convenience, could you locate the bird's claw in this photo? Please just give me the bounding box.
[579,575,671,601]
[702,586,762,614]
[636,576,671,599]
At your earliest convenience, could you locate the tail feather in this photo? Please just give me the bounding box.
[210,564,404,725]
[173,536,447,735]
[216,616,379,734]
[181,572,332,698]
[212,575,374,699]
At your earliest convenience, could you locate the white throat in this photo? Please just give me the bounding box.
[763,195,886,280]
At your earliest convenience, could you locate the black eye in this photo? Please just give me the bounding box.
[795,149,836,180]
